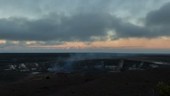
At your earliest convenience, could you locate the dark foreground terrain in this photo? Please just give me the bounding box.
[0,68,169,96]
[0,53,170,96]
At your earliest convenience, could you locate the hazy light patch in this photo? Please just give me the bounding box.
[0,40,6,44]
[127,17,145,27]
[160,36,170,40]
[29,41,88,49]
[26,41,38,45]
[89,39,144,49]
[57,42,88,49]
[144,37,170,49]
[90,30,117,41]
[105,30,116,41]
[27,37,170,50]
[10,41,20,44]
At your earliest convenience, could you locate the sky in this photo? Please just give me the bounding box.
[0,0,170,53]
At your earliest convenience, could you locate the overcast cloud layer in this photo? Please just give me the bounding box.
[0,0,170,45]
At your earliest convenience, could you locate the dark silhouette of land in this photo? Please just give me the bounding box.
[0,53,169,96]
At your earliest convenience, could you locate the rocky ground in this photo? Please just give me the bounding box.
[0,68,170,96]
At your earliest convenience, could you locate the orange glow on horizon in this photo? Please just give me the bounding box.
[28,37,170,49]
[0,40,6,44]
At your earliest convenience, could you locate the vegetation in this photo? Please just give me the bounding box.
[156,82,170,96]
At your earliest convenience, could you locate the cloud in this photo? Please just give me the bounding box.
[114,1,170,39]
[0,0,170,43]
[0,13,117,41]
[0,12,154,42]
[0,10,164,42]
[146,2,170,25]
[145,2,170,37]
[0,0,167,19]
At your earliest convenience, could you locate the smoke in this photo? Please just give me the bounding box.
[47,53,126,73]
